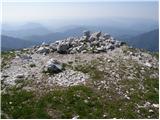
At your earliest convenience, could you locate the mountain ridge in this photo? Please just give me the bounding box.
[125,29,159,52]
[1,35,34,51]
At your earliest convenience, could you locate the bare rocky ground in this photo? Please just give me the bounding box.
[1,31,159,119]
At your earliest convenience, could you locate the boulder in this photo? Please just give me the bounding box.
[92,31,101,38]
[57,42,69,54]
[114,41,126,47]
[72,115,79,119]
[77,45,85,52]
[152,104,159,108]
[67,37,75,45]
[93,49,100,53]
[36,47,50,54]
[80,36,88,42]
[89,36,96,42]
[15,74,25,78]
[45,59,63,73]
[103,33,111,39]
[55,41,60,45]
[96,46,106,52]
[90,41,100,47]
[145,62,152,67]
[106,44,115,50]
[41,42,47,46]
[49,43,57,52]
[110,40,116,44]
[88,31,101,42]
[69,47,78,54]
[83,30,90,37]
[115,41,121,47]
[129,52,135,56]
[99,36,105,41]
[81,50,87,53]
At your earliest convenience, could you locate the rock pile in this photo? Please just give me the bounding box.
[34,31,126,54]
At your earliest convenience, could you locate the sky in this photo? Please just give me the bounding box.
[2,0,159,24]
[2,0,159,2]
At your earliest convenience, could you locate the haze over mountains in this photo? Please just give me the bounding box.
[1,19,159,52]
[2,23,51,38]
[2,1,158,51]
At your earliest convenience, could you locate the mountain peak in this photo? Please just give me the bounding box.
[1,30,159,119]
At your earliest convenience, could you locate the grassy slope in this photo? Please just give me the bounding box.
[1,77,158,119]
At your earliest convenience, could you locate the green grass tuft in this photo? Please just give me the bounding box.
[1,51,16,69]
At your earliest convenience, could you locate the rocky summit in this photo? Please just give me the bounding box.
[1,31,159,119]
[33,31,126,54]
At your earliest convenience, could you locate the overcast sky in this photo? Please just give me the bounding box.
[2,0,159,23]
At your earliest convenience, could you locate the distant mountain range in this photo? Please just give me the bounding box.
[1,22,159,52]
[1,35,34,51]
[2,21,158,41]
[2,23,51,39]
[124,29,159,52]
[21,26,157,44]
[25,27,88,44]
